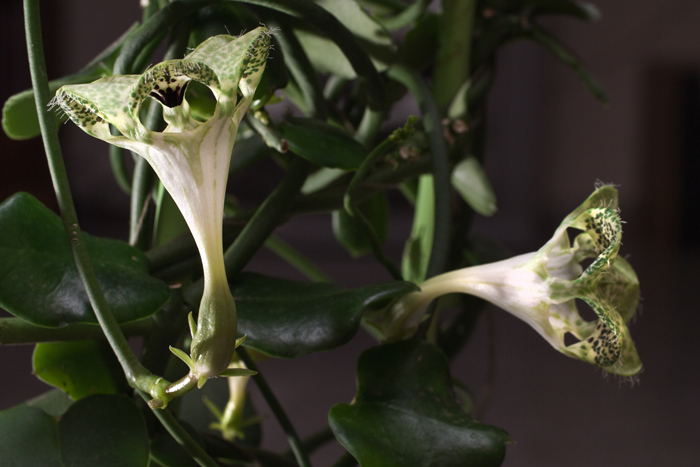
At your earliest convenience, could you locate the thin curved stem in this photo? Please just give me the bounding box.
[265,236,333,283]
[23,0,164,399]
[386,65,451,280]
[137,390,220,467]
[237,347,312,467]
[239,0,384,109]
[0,318,153,346]
[266,13,327,120]
[344,136,404,280]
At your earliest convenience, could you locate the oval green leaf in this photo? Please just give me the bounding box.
[230,273,418,358]
[329,340,510,466]
[281,117,366,170]
[293,0,395,78]
[58,394,149,467]
[0,193,170,327]
[451,157,498,217]
[0,405,61,467]
[33,341,128,400]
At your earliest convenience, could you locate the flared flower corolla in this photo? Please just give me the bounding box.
[382,186,641,376]
[52,28,272,384]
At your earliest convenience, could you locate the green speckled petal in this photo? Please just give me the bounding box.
[52,75,146,148]
[53,29,272,385]
[185,28,272,101]
[383,186,642,376]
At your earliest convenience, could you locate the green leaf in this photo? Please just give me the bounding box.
[33,341,128,400]
[2,23,137,140]
[281,117,367,169]
[451,157,498,217]
[229,273,418,358]
[329,340,510,467]
[301,167,347,194]
[332,192,389,257]
[58,394,150,467]
[396,13,439,72]
[0,193,170,327]
[25,389,74,417]
[0,405,61,467]
[293,0,395,79]
[0,394,149,467]
[402,175,434,283]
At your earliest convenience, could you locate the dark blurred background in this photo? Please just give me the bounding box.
[1,1,699,465]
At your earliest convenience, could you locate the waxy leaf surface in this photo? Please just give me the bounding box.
[232,273,418,358]
[330,340,510,466]
[0,193,170,327]
[0,394,149,467]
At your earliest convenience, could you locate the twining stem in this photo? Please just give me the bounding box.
[267,13,327,120]
[25,2,219,465]
[23,0,157,396]
[432,0,476,109]
[240,0,384,109]
[137,390,219,467]
[0,318,153,346]
[264,236,334,283]
[284,427,336,458]
[344,135,406,280]
[386,65,450,281]
[238,347,312,467]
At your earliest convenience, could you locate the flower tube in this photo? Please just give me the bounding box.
[52,28,272,385]
[382,186,641,376]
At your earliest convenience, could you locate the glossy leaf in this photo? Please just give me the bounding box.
[329,340,510,467]
[0,405,61,467]
[0,394,149,467]
[332,192,389,257]
[33,340,128,400]
[230,273,418,358]
[58,394,150,467]
[451,157,498,217]
[0,193,170,327]
[294,0,395,79]
[281,117,367,169]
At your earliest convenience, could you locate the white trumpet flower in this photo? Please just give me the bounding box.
[382,186,641,376]
[52,28,272,385]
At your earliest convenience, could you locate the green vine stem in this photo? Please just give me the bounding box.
[344,121,418,280]
[23,0,171,405]
[239,0,384,109]
[237,347,312,467]
[264,235,333,283]
[432,0,476,109]
[266,13,327,120]
[137,390,219,467]
[386,65,450,280]
[0,318,153,345]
